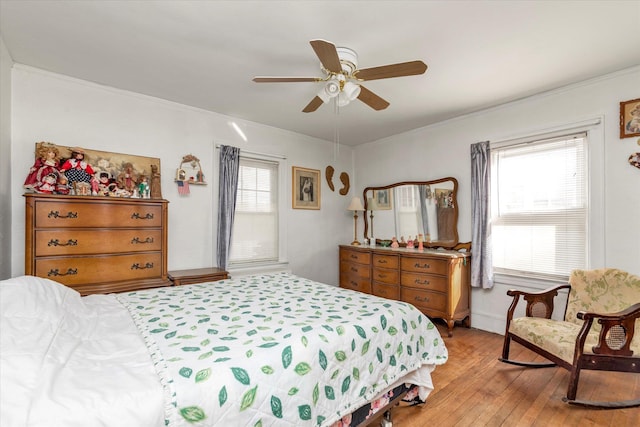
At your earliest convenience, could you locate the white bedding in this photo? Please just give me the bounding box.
[0,276,165,427]
[1,274,447,426]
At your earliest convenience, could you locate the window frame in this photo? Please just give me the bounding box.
[489,118,604,290]
[226,153,288,271]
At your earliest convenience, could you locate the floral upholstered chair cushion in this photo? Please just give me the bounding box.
[509,268,640,365]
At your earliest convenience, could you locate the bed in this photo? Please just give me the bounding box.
[0,272,448,426]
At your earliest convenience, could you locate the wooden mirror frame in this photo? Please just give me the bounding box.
[363,177,460,249]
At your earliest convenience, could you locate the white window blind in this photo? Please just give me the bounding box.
[491,132,587,280]
[229,157,278,264]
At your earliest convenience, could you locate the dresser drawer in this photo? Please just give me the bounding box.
[401,288,447,313]
[34,252,163,286]
[340,261,370,279]
[401,257,448,275]
[372,267,399,284]
[34,200,163,228]
[372,254,398,269]
[372,282,400,300]
[340,248,371,265]
[35,229,162,256]
[400,272,448,292]
[340,274,372,294]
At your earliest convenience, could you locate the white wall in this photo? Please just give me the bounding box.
[6,61,639,336]
[354,67,640,334]
[9,66,355,286]
[0,37,13,280]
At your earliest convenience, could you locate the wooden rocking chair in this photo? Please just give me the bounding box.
[499,268,640,409]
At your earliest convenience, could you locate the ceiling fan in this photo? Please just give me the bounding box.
[252,39,427,113]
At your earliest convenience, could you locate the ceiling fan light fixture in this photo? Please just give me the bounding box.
[324,80,341,96]
[337,81,361,107]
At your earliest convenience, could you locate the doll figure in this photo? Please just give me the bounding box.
[60,148,99,195]
[391,237,399,248]
[117,162,139,194]
[96,171,115,196]
[150,164,162,199]
[23,142,61,193]
[417,233,424,251]
[38,172,58,194]
[138,176,149,198]
[406,236,414,249]
[56,175,70,195]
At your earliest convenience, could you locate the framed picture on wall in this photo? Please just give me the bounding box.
[292,166,320,209]
[620,98,640,138]
[373,189,392,210]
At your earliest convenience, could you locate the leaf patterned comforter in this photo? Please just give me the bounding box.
[116,272,448,426]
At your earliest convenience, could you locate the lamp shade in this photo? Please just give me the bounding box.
[367,197,378,211]
[337,81,361,107]
[347,197,364,211]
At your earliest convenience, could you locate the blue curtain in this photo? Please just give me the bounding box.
[216,145,240,270]
[471,141,493,288]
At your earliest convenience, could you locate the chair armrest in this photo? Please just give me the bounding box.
[505,284,571,321]
[575,302,640,357]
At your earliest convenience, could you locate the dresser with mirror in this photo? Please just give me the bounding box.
[339,177,471,336]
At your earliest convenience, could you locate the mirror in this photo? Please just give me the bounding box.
[363,177,459,249]
[176,154,206,185]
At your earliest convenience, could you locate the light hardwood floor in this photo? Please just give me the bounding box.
[388,323,640,427]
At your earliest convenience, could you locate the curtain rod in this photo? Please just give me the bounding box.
[215,144,286,160]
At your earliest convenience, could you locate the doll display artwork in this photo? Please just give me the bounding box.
[23,142,163,198]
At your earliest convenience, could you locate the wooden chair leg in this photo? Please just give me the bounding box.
[566,365,581,401]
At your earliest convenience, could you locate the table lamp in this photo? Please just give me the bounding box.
[347,197,364,245]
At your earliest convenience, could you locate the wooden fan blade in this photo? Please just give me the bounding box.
[303,96,324,113]
[253,76,320,83]
[310,39,342,74]
[355,60,427,81]
[357,85,390,111]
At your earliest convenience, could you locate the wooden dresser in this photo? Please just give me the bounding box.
[339,245,471,336]
[25,194,170,295]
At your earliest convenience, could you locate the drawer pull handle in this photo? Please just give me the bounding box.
[47,239,78,247]
[414,262,431,269]
[350,267,358,272]
[378,259,388,264]
[131,213,154,220]
[131,237,154,244]
[131,262,154,270]
[414,295,430,303]
[377,274,387,279]
[47,268,78,277]
[350,281,358,287]
[48,210,78,219]
[350,254,358,259]
[414,279,430,285]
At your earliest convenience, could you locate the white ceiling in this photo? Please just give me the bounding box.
[1,1,639,146]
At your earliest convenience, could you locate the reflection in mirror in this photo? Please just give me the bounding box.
[363,177,459,249]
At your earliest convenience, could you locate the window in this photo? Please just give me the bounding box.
[229,157,278,264]
[491,132,587,281]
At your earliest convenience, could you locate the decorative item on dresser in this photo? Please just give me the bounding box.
[347,196,365,246]
[339,245,471,337]
[24,193,169,295]
[168,267,229,286]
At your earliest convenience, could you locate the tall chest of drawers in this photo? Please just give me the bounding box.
[339,245,471,336]
[25,194,170,295]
